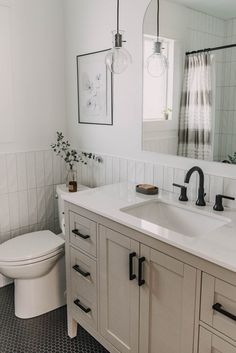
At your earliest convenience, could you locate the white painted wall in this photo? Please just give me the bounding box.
[64,0,236,178]
[0,0,67,287]
[0,0,66,153]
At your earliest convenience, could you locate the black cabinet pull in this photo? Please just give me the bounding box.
[212,303,236,322]
[74,299,91,314]
[73,265,90,278]
[129,252,136,281]
[138,257,146,287]
[72,229,90,240]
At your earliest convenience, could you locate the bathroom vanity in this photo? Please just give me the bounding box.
[63,183,236,353]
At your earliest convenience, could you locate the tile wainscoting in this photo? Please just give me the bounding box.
[0,150,66,287]
[77,153,236,210]
[1,150,235,286]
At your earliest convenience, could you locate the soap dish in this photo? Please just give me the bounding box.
[136,184,159,195]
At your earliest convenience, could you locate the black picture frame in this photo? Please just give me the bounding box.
[76,49,113,126]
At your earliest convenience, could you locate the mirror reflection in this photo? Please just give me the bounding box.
[142,0,236,164]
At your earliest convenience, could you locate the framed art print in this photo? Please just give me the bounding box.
[76,49,113,125]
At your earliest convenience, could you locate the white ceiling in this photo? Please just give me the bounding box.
[169,0,236,20]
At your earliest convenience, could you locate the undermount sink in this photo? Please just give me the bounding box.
[121,201,230,237]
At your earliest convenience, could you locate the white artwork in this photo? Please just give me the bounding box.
[77,50,113,125]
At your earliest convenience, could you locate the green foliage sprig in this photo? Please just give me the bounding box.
[51,132,102,170]
[228,152,236,165]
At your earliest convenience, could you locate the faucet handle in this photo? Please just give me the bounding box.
[213,194,235,212]
[173,183,188,202]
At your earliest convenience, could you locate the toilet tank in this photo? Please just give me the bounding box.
[56,184,89,235]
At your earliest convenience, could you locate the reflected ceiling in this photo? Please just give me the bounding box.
[169,0,236,20]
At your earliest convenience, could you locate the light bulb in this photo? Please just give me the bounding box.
[105,47,132,74]
[146,40,168,77]
[105,31,132,74]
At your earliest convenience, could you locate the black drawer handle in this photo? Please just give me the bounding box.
[129,252,136,281]
[72,229,90,240]
[212,303,236,322]
[138,257,145,287]
[73,265,90,278]
[74,299,91,314]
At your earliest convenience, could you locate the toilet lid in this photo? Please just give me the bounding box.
[0,231,65,262]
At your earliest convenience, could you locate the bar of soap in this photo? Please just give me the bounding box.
[136,184,159,195]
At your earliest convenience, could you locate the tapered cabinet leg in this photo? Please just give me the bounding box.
[68,315,78,338]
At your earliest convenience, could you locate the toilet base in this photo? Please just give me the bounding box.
[14,255,66,319]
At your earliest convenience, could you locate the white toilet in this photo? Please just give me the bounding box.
[0,184,87,319]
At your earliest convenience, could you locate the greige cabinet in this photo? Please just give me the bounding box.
[199,327,236,353]
[99,226,139,353]
[139,245,197,353]
[99,226,197,353]
[65,203,236,353]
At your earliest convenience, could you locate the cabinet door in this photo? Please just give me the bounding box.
[139,245,197,353]
[199,327,236,353]
[99,226,139,353]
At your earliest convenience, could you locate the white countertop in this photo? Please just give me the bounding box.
[63,183,236,273]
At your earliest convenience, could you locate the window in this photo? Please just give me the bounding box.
[143,35,174,122]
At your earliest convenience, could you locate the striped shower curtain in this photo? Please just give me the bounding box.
[177,53,213,160]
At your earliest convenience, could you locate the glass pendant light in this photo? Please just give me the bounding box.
[105,0,132,74]
[146,0,167,77]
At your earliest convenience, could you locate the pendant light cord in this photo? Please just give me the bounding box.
[157,0,160,39]
[117,0,120,34]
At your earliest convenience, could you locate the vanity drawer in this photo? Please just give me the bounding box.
[70,247,97,330]
[71,287,97,331]
[70,246,97,303]
[201,273,236,341]
[198,327,236,353]
[69,211,97,257]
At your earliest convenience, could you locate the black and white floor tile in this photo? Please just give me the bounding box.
[0,285,108,353]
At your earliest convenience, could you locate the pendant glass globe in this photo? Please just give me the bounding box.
[147,41,168,77]
[105,31,132,74]
[105,47,132,74]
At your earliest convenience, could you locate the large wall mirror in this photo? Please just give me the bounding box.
[142,0,236,165]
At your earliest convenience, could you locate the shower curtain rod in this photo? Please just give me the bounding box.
[186,43,236,55]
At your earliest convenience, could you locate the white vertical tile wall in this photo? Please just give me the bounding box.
[77,152,235,209]
[214,18,236,161]
[0,150,66,245]
[1,150,234,286]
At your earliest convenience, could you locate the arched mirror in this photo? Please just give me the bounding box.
[142,0,236,165]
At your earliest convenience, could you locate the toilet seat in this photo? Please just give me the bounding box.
[0,230,65,265]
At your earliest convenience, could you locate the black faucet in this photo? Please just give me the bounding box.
[184,166,206,206]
